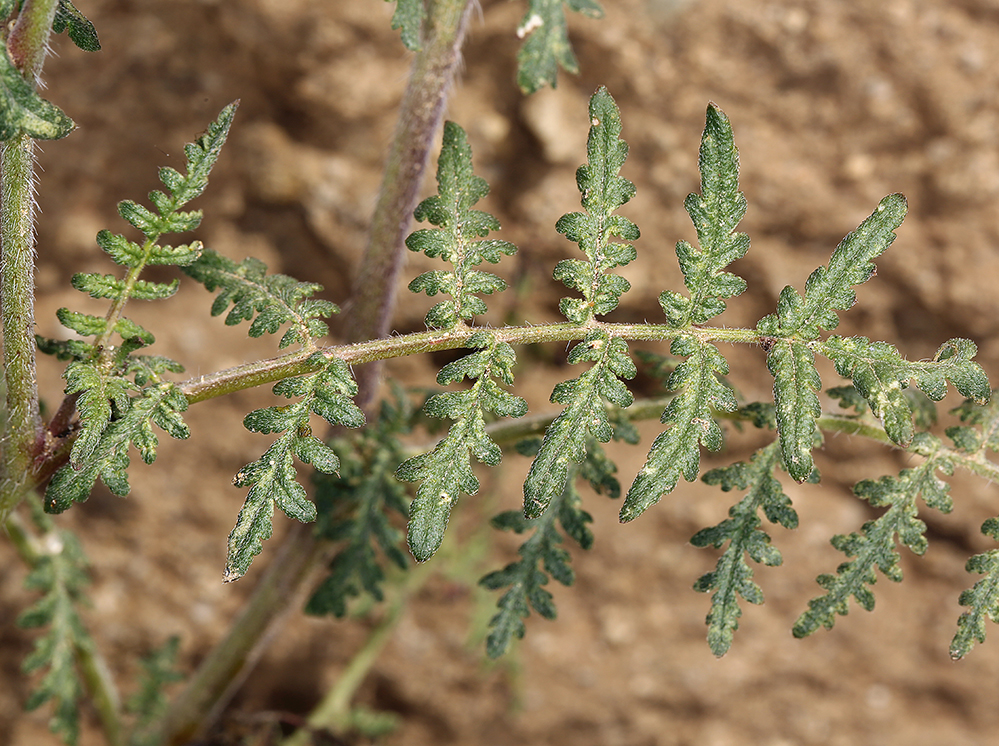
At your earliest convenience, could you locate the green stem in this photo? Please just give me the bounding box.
[177,321,762,405]
[1,0,61,520]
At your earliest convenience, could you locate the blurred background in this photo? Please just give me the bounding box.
[5,0,999,743]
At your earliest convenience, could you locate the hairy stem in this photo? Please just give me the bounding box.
[1,0,60,520]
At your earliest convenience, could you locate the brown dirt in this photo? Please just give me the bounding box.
[5,0,999,744]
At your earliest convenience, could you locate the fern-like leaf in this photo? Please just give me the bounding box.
[46,384,190,512]
[482,437,618,657]
[523,331,634,519]
[183,250,336,348]
[225,354,364,580]
[398,333,527,560]
[621,336,737,521]
[126,637,184,746]
[660,104,748,327]
[406,121,517,329]
[823,336,990,447]
[307,401,412,617]
[951,518,999,660]
[554,87,639,324]
[516,0,604,94]
[0,42,74,140]
[17,530,93,746]
[793,433,953,638]
[692,442,797,656]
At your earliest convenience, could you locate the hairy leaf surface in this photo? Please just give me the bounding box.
[524,332,634,519]
[693,442,796,656]
[622,336,736,521]
[516,0,604,94]
[554,87,639,324]
[398,333,527,560]
[406,122,516,329]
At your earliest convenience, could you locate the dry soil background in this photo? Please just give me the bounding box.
[6,0,999,744]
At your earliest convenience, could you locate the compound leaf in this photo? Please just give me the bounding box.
[793,437,953,638]
[225,355,364,580]
[184,249,336,348]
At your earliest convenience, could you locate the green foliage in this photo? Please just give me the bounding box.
[398,332,528,560]
[126,637,183,746]
[386,0,424,51]
[620,103,748,520]
[482,436,623,657]
[40,103,237,513]
[758,195,907,481]
[553,86,639,325]
[226,355,365,581]
[522,331,635,519]
[621,335,737,521]
[406,121,517,329]
[183,250,337,349]
[659,104,748,327]
[823,336,989,446]
[516,0,604,94]
[46,383,190,512]
[952,518,999,660]
[0,40,74,140]
[692,443,797,656]
[793,433,953,638]
[307,392,412,617]
[52,0,101,52]
[17,529,93,746]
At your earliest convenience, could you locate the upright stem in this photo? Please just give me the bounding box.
[156,2,475,741]
[345,0,475,356]
[0,0,60,519]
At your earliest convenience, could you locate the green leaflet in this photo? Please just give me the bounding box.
[406,121,517,329]
[554,87,639,325]
[793,433,953,639]
[516,0,604,94]
[385,0,424,51]
[692,442,797,657]
[225,355,365,581]
[52,0,101,52]
[126,637,184,746]
[823,336,990,447]
[766,339,822,482]
[307,395,413,617]
[523,331,634,519]
[0,43,74,140]
[755,195,907,478]
[482,437,618,658]
[183,249,337,348]
[45,384,191,512]
[621,336,736,521]
[660,104,749,327]
[951,518,999,660]
[17,529,92,746]
[398,333,527,561]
